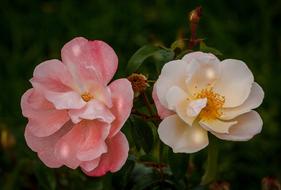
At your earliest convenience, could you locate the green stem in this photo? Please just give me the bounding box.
[201,135,219,185]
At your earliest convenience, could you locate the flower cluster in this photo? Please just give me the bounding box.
[21,37,133,176]
[153,52,264,153]
[21,37,264,176]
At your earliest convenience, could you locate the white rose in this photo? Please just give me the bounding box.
[152,52,264,153]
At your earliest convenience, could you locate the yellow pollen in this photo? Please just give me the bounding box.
[195,88,225,120]
[81,92,93,102]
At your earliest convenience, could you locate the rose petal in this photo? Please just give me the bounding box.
[165,86,187,110]
[176,99,207,126]
[156,60,187,108]
[54,120,109,169]
[182,51,220,65]
[158,115,209,153]
[31,59,74,92]
[68,99,115,124]
[89,84,112,108]
[199,119,237,134]
[183,52,221,94]
[211,111,262,141]
[24,122,72,168]
[108,79,134,137]
[213,59,254,107]
[186,98,207,117]
[152,82,174,119]
[84,132,129,177]
[43,90,86,110]
[29,59,88,110]
[80,158,101,172]
[21,89,52,117]
[61,37,118,86]
[21,89,69,137]
[220,82,264,120]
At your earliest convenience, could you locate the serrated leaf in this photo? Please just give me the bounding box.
[168,148,189,179]
[130,116,154,154]
[127,45,174,74]
[199,42,223,56]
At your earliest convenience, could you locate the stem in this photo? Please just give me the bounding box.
[188,6,202,49]
[131,110,161,121]
[140,92,161,126]
[201,135,219,185]
[141,92,154,116]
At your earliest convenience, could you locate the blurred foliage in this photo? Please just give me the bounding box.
[0,0,281,189]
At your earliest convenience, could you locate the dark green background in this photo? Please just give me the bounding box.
[0,0,281,189]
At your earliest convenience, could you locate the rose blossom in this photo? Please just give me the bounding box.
[153,52,264,153]
[21,37,133,176]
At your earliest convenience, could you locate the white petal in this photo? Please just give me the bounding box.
[176,100,196,126]
[182,51,220,64]
[199,119,237,134]
[183,52,221,94]
[186,98,207,117]
[220,82,264,120]
[156,60,187,108]
[213,59,254,107]
[211,111,262,141]
[158,115,209,153]
[165,86,187,110]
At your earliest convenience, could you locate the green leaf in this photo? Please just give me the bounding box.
[132,173,161,190]
[34,164,56,190]
[168,148,189,179]
[113,156,136,189]
[127,45,174,74]
[199,42,223,56]
[171,39,188,51]
[130,116,154,154]
[201,136,219,185]
[84,178,103,190]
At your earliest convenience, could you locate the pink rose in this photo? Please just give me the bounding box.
[21,37,133,176]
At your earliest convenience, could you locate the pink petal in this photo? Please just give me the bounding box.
[21,89,69,137]
[61,37,118,85]
[30,59,86,110]
[80,158,101,172]
[108,79,134,137]
[24,122,72,168]
[21,89,53,117]
[88,83,112,108]
[54,120,109,169]
[83,132,129,177]
[31,59,74,92]
[152,82,174,119]
[68,99,115,124]
[39,90,86,110]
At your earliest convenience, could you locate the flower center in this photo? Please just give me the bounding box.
[81,92,93,102]
[195,88,225,120]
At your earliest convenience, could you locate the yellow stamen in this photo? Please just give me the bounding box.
[195,88,225,120]
[81,92,93,102]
